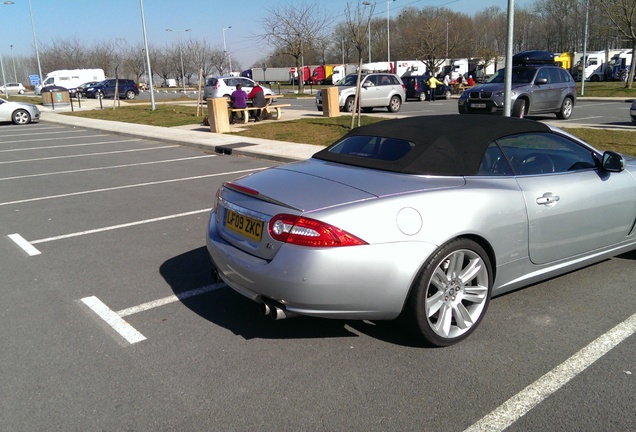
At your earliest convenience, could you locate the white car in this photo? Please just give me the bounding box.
[315,73,406,113]
[203,76,275,100]
[0,82,26,95]
[0,98,40,125]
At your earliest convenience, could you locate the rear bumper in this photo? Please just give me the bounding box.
[206,211,434,320]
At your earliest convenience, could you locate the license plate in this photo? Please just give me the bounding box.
[225,209,264,242]
[470,103,487,108]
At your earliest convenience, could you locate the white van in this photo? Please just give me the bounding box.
[35,69,106,95]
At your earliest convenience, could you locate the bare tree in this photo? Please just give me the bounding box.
[209,47,229,76]
[344,1,375,129]
[124,43,147,84]
[599,0,636,87]
[260,2,331,94]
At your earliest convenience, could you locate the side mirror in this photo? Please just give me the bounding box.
[602,151,625,172]
[535,78,548,85]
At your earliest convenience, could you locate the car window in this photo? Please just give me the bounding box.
[364,75,378,86]
[478,142,513,176]
[340,74,362,86]
[379,75,392,85]
[327,135,414,161]
[558,68,572,83]
[535,68,550,83]
[488,67,537,84]
[548,68,562,84]
[496,133,597,175]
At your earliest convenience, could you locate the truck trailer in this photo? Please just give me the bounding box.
[241,67,293,83]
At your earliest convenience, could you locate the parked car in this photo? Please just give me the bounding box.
[203,76,275,100]
[315,72,406,113]
[458,51,576,119]
[403,75,452,101]
[206,114,636,346]
[0,82,26,95]
[82,79,139,99]
[0,97,40,124]
[70,81,101,98]
[631,99,636,125]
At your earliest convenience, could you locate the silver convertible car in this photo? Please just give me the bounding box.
[206,115,636,346]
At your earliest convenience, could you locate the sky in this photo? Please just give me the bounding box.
[1,0,530,76]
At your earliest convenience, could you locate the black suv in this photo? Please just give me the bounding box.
[83,79,139,100]
[458,51,576,119]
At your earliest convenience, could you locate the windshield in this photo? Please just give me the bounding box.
[338,74,365,86]
[487,67,537,84]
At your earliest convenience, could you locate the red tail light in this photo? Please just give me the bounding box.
[269,214,367,247]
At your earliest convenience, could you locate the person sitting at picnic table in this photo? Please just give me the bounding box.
[247,82,266,122]
[230,84,248,125]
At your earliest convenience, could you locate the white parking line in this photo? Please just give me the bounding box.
[117,283,225,317]
[81,284,224,345]
[0,155,215,182]
[8,233,41,256]
[0,145,179,165]
[0,129,96,139]
[30,208,212,244]
[464,311,636,432]
[0,168,259,207]
[81,296,146,344]
[0,138,140,152]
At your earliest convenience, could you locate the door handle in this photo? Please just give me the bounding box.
[536,193,560,206]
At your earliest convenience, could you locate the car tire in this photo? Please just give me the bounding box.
[405,238,493,347]
[95,90,104,99]
[344,96,355,113]
[387,95,402,112]
[19,89,25,95]
[512,99,526,118]
[12,109,31,125]
[418,92,426,102]
[317,106,323,112]
[125,90,136,100]
[556,97,573,120]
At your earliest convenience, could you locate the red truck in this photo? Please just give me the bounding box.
[290,66,311,84]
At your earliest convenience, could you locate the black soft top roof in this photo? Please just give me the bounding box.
[313,115,551,176]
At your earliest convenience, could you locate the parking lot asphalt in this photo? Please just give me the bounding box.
[39,98,320,163]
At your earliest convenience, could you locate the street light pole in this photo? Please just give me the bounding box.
[362,2,371,63]
[223,26,232,74]
[139,0,155,110]
[387,0,395,66]
[165,28,191,94]
[27,0,43,87]
[1,1,11,95]
[0,54,7,98]
[10,44,17,81]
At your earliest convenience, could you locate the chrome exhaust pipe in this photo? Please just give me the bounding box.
[259,300,272,316]
[260,299,298,320]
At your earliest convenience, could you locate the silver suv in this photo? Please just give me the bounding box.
[203,76,275,100]
[315,73,406,113]
[458,51,576,119]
